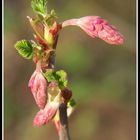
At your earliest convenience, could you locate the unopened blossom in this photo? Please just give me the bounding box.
[62,16,124,45]
[28,61,47,109]
[33,93,61,126]
[61,88,72,103]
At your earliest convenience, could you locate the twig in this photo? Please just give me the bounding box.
[47,36,71,140]
[58,103,71,140]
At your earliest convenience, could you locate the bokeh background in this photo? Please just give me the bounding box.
[4,0,136,140]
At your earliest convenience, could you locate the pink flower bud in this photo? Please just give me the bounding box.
[33,94,61,126]
[62,16,124,45]
[33,104,57,126]
[28,62,47,109]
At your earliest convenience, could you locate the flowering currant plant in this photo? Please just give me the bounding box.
[14,0,124,139]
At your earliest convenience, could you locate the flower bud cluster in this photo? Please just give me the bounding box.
[28,61,74,131]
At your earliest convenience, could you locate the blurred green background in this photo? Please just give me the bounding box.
[4,0,136,140]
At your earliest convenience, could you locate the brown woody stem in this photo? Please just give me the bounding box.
[47,36,71,140]
[58,103,71,140]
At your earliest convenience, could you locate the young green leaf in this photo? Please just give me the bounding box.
[56,70,68,88]
[50,9,57,18]
[31,0,48,17]
[15,40,33,59]
[68,99,76,107]
[43,69,56,82]
[44,70,68,88]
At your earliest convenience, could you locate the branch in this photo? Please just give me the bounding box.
[58,103,71,140]
[47,36,71,140]
[47,35,58,69]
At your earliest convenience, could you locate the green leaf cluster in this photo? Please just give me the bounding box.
[31,0,48,17]
[44,69,56,82]
[68,99,76,107]
[56,70,68,88]
[15,40,33,59]
[44,70,68,88]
